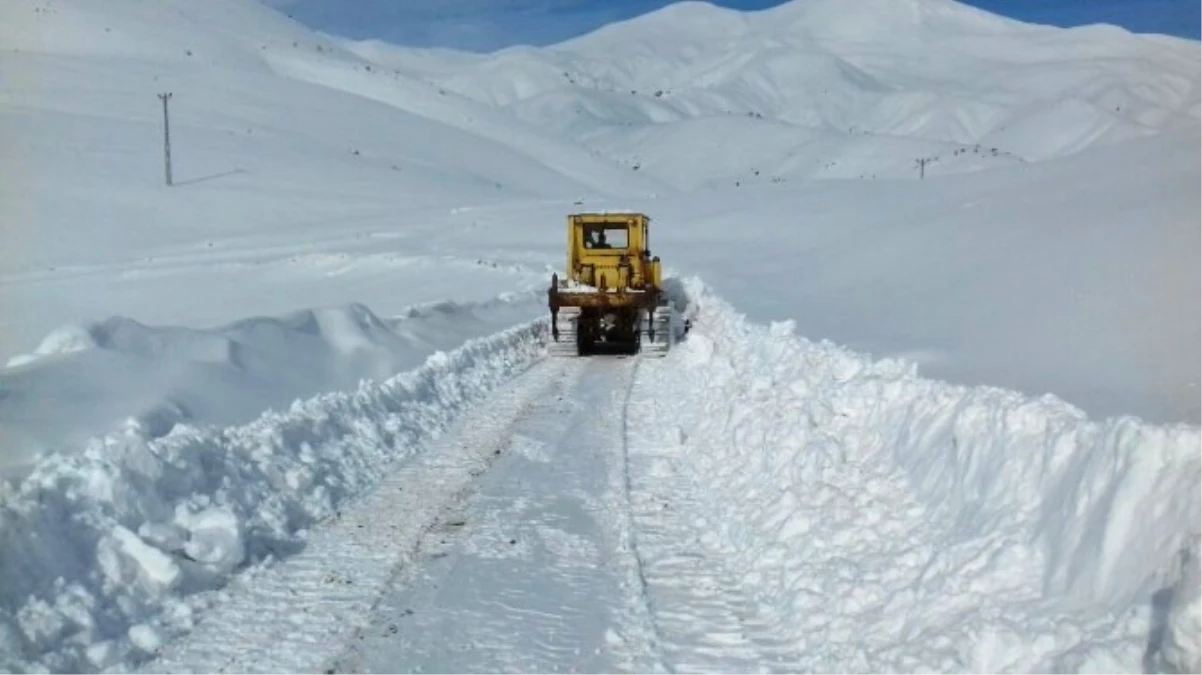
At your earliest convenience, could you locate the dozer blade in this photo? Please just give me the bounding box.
[641,305,673,358]
[548,307,582,357]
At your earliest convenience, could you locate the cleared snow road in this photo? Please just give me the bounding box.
[332,357,664,674]
[145,354,800,674]
[332,355,808,674]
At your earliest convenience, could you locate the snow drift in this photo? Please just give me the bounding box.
[0,293,543,475]
[629,277,1200,672]
[0,317,547,672]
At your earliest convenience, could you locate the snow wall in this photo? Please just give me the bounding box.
[0,316,548,672]
[635,276,1200,672]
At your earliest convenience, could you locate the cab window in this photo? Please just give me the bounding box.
[583,225,628,250]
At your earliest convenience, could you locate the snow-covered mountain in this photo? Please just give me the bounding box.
[343,0,1199,188]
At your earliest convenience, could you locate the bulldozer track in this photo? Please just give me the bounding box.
[326,357,671,673]
[548,305,675,358]
[624,360,808,673]
[147,358,579,674]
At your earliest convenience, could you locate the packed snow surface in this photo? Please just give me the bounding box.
[0,0,1198,671]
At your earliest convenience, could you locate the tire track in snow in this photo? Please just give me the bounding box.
[624,360,809,673]
[144,357,576,674]
[330,357,669,674]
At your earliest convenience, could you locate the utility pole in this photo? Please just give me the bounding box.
[916,157,929,180]
[159,92,173,186]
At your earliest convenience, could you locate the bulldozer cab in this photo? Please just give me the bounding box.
[566,213,650,291]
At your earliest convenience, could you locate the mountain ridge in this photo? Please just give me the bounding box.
[337,0,1197,188]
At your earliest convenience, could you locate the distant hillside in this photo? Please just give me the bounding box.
[342,0,1200,189]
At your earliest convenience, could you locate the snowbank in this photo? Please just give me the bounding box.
[0,293,543,475]
[631,277,1200,671]
[0,316,548,672]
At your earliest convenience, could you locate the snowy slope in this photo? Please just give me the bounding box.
[345,0,1199,188]
[0,0,666,361]
[0,0,1198,672]
[0,0,1194,455]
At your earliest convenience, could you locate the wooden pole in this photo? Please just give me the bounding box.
[159,92,173,186]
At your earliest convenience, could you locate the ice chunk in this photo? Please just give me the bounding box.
[98,526,183,594]
[181,507,247,575]
[128,623,162,653]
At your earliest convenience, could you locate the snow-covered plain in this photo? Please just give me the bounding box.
[0,0,1198,671]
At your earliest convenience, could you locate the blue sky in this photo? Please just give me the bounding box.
[265,0,1201,52]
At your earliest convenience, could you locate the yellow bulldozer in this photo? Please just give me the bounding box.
[547,212,676,357]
